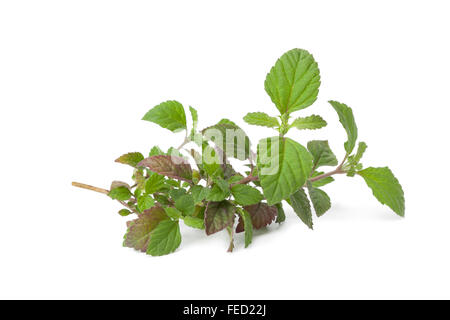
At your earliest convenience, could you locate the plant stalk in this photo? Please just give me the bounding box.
[72,182,109,194]
[308,168,345,183]
[230,175,258,187]
[72,181,140,214]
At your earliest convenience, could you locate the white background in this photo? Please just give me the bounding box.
[1,0,449,299]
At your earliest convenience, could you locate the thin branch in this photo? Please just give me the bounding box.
[307,154,348,185]
[230,175,258,187]
[176,136,190,150]
[308,168,345,183]
[118,200,139,214]
[72,182,109,194]
[337,154,348,170]
[229,165,345,190]
[72,181,139,214]
[227,227,234,253]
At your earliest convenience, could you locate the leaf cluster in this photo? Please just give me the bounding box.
[94,48,405,256]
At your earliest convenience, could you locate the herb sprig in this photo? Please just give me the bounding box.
[73,48,405,256]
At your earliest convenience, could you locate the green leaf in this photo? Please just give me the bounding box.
[329,100,358,154]
[183,216,204,229]
[307,182,331,217]
[189,106,198,129]
[137,194,155,212]
[191,185,210,204]
[213,177,230,193]
[174,194,195,216]
[108,186,132,201]
[192,168,201,183]
[346,142,368,177]
[265,48,320,114]
[358,167,405,217]
[221,163,237,180]
[238,208,253,248]
[236,202,278,232]
[243,112,279,128]
[149,146,165,156]
[169,188,186,202]
[139,155,193,183]
[206,184,230,202]
[204,200,236,235]
[182,181,190,188]
[288,188,313,229]
[165,207,182,220]
[202,144,223,178]
[147,220,182,256]
[142,100,187,132]
[275,203,285,223]
[307,140,338,169]
[202,123,251,160]
[217,118,237,126]
[189,106,199,141]
[166,148,185,159]
[231,184,264,206]
[145,173,166,194]
[257,136,313,205]
[154,193,170,206]
[291,115,327,130]
[123,206,169,252]
[134,188,143,198]
[118,209,132,216]
[115,152,144,167]
[193,205,205,219]
[350,141,368,165]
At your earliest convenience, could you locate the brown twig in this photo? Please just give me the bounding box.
[226,227,234,253]
[72,181,140,214]
[230,175,258,187]
[72,182,109,194]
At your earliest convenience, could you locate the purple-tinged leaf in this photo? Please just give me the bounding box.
[236,202,277,233]
[123,206,169,252]
[115,152,144,167]
[110,181,130,190]
[138,155,193,183]
[204,201,235,235]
